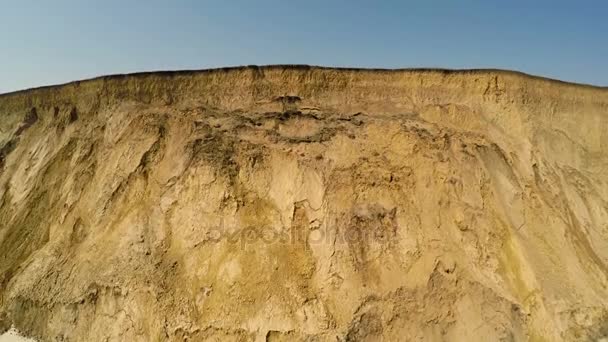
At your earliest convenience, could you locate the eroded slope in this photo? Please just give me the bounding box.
[0,66,607,341]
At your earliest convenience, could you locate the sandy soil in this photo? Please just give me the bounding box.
[0,329,35,342]
[0,66,607,341]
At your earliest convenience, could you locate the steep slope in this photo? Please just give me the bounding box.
[0,66,607,341]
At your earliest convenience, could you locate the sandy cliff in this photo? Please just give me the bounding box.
[0,66,607,341]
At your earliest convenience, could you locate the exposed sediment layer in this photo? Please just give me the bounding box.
[0,66,607,341]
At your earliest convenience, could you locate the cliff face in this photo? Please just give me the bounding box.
[0,66,607,341]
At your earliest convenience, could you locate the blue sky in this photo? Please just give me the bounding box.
[0,0,606,93]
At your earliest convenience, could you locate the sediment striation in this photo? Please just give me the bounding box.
[0,65,607,341]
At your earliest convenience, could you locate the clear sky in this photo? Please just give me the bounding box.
[1,0,606,93]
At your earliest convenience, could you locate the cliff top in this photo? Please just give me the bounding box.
[1,65,606,99]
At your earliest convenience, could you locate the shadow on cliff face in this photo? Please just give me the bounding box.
[0,108,38,171]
